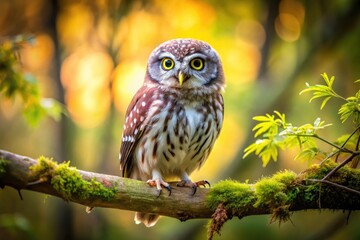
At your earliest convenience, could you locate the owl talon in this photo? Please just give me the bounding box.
[177,179,211,195]
[191,184,197,195]
[147,179,171,197]
[165,185,172,196]
[156,189,162,198]
[198,180,211,188]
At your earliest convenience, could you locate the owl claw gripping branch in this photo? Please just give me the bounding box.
[146,178,172,197]
[176,179,211,195]
[119,38,225,227]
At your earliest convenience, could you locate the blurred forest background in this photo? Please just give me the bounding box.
[1,0,360,239]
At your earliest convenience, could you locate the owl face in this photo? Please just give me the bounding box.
[146,39,224,90]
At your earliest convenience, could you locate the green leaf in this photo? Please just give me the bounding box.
[321,72,335,87]
[259,140,279,167]
[1,36,64,126]
[338,101,358,123]
[243,139,267,159]
[23,102,46,127]
[294,147,320,163]
[320,96,331,110]
[253,115,272,121]
[299,73,344,109]
[40,98,63,121]
[253,122,276,137]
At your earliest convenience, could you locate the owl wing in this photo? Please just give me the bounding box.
[119,86,156,177]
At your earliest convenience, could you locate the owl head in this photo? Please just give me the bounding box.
[145,38,225,92]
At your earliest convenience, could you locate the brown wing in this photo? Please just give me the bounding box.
[119,86,157,177]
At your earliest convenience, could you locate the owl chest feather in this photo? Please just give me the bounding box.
[135,93,221,180]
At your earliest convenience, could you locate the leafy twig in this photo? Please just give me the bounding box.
[308,179,360,196]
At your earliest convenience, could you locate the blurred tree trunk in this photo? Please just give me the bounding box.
[48,0,74,239]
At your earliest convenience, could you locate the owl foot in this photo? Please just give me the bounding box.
[147,179,172,197]
[176,180,211,195]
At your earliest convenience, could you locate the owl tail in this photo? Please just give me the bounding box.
[134,212,160,227]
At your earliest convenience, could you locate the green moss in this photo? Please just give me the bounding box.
[207,171,297,223]
[0,158,8,176]
[51,161,87,200]
[254,178,287,208]
[30,156,57,180]
[254,170,297,208]
[30,156,117,201]
[297,160,360,208]
[207,179,256,213]
[272,170,297,185]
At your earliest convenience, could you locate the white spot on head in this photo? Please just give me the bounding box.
[143,93,146,98]
[136,108,140,114]
[140,116,144,122]
[130,122,133,128]
[134,128,138,135]
[130,112,133,118]
[141,101,146,107]
[134,118,137,124]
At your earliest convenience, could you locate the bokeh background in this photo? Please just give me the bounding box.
[1,0,360,239]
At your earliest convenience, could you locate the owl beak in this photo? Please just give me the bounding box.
[178,72,185,86]
[178,72,189,86]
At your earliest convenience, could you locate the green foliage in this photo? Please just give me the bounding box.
[244,73,360,167]
[243,112,329,166]
[30,156,117,201]
[300,73,360,123]
[299,73,341,110]
[0,35,63,126]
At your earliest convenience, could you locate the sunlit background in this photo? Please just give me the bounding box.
[1,0,360,239]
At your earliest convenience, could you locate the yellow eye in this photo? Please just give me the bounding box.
[161,58,175,70]
[190,58,204,70]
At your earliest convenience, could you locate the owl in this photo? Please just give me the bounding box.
[119,38,225,227]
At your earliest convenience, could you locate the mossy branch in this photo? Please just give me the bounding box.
[1,149,360,239]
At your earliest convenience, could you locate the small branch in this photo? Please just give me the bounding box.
[342,126,360,149]
[322,154,356,180]
[308,179,360,196]
[313,134,352,153]
[284,134,352,153]
[355,128,360,152]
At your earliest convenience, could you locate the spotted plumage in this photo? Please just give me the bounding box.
[119,38,225,227]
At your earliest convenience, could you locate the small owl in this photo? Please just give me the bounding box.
[119,38,225,227]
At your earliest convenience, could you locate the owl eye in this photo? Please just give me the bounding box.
[190,58,204,71]
[161,58,175,70]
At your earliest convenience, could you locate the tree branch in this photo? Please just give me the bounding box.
[1,149,360,226]
[0,149,210,221]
